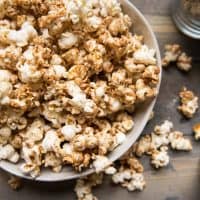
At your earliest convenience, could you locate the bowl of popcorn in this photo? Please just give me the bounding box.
[0,0,161,181]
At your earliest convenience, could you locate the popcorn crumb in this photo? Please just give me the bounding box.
[193,123,200,140]
[8,175,22,190]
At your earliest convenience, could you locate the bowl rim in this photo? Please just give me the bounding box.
[0,0,162,182]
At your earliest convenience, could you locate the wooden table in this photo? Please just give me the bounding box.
[0,1,199,199]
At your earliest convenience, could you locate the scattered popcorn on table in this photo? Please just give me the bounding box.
[151,146,170,168]
[177,52,192,72]
[162,44,182,67]
[193,123,200,140]
[178,87,199,118]
[169,131,192,151]
[162,44,192,71]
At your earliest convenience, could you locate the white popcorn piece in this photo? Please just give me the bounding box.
[133,45,156,65]
[151,132,169,149]
[66,81,96,113]
[8,22,38,47]
[61,124,82,141]
[169,131,192,151]
[0,69,12,82]
[52,65,67,78]
[86,16,102,29]
[193,123,200,141]
[0,144,19,163]
[154,120,173,135]
[151,146,170,168]
[42,130,61,152]
[18,63,42,83]
[93,155,111,173]
[115,132,126,145]
[104,166,117,175]
[58,32,78,50]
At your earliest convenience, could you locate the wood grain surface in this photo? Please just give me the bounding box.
[0,0,199,199]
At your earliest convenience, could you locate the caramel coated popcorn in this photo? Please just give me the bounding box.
[193,123,200,140]
[162,44,192,71]
[178,87,199,118]
[0,0,159,177]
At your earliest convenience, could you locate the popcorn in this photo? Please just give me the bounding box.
[154,120,173,135]
[162,44,182,67]
[0,144,19,163]
[0,0,159,177]
[61,124,81,141]
[18,63,42,83]
[133,45,156,65]
[193,123,200,140]
[122,173,146,191]
[41,130,61,152]
[169,131,192,151]
[104,166,117,175]
[8,22,38,47]
[0,126,11,145]
[133,135,153,157]
[93,155,111,173]
[177,52,192,71]
[58,32,78,50]
[151,132,169,149]
[151,146,170,168]
[75,173,103,200]
[136,79,157,102]
[8,176,22,190]
[178,87,199,118]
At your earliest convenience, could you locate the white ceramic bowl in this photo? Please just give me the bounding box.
[0,0,161,182]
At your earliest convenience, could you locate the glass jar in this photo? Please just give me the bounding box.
[172,0,200,39]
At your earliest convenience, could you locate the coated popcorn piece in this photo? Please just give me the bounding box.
[7,22,38,47]
[169,131,192,151]
[0,144,19,163]
[133,135,153,157]
[93,155,111,173]
[133,45,156,65]
[112,158,145,192]
[151,132,169,149]
[75,173,103,200]
[58,32,78,50]
[43,152,62,173]
[20,144,43,177]
[151,146,170,168]
[8,175,22,190]
[154,120,173,135]
[135,79,157,102]
[142,65,160,85]
[162,44,182,67]
[177,52,192,72]
[0,126,12,145]
[122,173,146,191]
[0,45,22,71]
[193,123,200,140]
[178,87,199,118]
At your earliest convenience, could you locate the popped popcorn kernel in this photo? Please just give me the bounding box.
[193,123,200,140]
